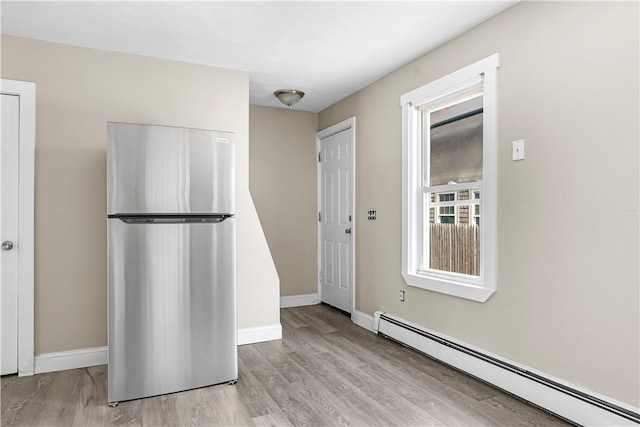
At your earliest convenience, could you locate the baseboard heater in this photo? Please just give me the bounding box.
[374,312,640,427]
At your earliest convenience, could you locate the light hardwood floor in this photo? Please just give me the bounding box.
[2,304,571,426]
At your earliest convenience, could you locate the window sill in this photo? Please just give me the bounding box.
[401,271,495,302]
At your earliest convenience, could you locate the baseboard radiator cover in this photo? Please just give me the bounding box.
[374,312,640,427]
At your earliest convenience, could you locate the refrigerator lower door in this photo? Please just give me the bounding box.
[108,217,237,404]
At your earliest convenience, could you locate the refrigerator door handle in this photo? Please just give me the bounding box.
[116,215,233,224]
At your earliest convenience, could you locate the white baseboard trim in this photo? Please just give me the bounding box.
[34,346,108,374]
[351,310,375,332]
[238,323,282,345]
[374,311,640,427]
[280,293,319,308]
[32,324,283,374]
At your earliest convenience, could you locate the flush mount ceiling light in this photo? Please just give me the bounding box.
[274,89,305,107]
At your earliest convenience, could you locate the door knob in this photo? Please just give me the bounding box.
[2,241,14,251]
[345,228,352,234]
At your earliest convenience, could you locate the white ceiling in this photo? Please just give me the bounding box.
[1,1,517,113]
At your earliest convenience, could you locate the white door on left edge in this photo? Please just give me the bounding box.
[1,93,20,375]
[319,128,352,313]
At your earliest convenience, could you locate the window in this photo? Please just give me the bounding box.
[437,192,456,224]
[472,191,480,226]
[401,53,499,302]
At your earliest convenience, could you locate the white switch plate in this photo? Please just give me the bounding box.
[512,139,525,161]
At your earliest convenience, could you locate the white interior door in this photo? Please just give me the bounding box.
[1,93,20,375]
[318,126,353,313]
[1,79,35,377]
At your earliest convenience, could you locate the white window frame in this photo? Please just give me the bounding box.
[401,53,499,302]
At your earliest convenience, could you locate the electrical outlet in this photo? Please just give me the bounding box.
[400,290,405,302]
[368,210,377,220]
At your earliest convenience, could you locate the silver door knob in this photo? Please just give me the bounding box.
[345,228,352,234]
[2,241,14,251]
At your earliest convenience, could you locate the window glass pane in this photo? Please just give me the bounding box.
[428,95,483,186]
[424,96,482,276]
[428,218,480,276]
[427,188,480,275]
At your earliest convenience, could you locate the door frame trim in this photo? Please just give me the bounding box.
[316,117,356,314]
[1,79,36,376]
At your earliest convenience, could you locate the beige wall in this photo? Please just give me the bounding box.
[249,106,318,297]
[319,2,639,406]
[1,35,280,354]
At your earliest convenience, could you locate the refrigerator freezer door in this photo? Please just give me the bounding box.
[107,123,235,215]
[108,218,237,403]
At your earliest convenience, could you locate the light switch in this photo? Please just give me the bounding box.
[512,139,525,161]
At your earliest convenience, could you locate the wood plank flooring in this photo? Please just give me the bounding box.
[1,304,571,426]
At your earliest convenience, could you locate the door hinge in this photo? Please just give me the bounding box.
[318,152,321,162]
[318,212,321,222]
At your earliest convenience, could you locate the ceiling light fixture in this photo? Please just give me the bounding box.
[274,89,305,107]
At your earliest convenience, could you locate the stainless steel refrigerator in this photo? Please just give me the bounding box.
[107,122,237,406]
